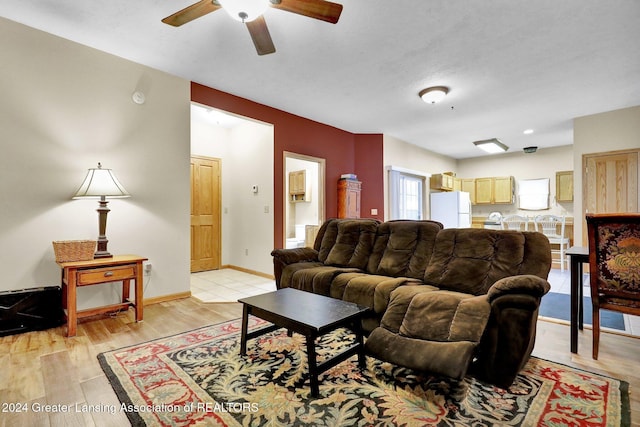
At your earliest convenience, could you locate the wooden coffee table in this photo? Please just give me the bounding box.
[238,288,369,397]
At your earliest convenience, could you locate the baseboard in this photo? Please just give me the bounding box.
[144,291,191,306]
[221,265,275,280]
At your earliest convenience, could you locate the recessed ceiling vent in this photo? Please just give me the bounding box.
[523,146,538,154]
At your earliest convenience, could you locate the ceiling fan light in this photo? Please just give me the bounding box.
[419,86,449,104]
[218,0,270,22]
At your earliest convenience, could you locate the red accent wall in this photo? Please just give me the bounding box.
[191,83,384,248]
[354,134,384,222]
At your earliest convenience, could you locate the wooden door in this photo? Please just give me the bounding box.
[191,156,221,272]
[582,149,639,243]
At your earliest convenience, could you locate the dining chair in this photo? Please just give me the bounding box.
[534,215,570,271]
[585,212,640,359]
[500,214,529,231]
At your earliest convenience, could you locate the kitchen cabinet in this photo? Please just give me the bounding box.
[556,170,574,202]
[474,178,493,204]
[430,173,455,191]
[289,170,308,202]
[474,176,514,205]
[461,178,476,204]
[338,179,361,218]
[493,176,514,203]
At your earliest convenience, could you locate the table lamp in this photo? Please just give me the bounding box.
[73,163,130,258]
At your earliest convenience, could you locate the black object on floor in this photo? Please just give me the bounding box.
[539,292,625,331]
[0,286,65,337]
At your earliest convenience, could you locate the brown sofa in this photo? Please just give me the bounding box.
[271,218,551,388]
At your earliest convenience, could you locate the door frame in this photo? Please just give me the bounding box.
[283,151,326,246]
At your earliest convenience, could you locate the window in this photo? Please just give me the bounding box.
[389,169,425,220]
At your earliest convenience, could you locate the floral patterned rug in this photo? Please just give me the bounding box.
[98,318,630,426]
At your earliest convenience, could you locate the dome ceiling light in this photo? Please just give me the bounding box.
[419,86,449,104]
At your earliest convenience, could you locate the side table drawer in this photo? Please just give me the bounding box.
[77,265,136,286]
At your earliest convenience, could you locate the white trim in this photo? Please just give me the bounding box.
[385,165,431,178]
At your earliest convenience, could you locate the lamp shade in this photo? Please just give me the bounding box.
[72,163,130,199]
[217,0,270,22]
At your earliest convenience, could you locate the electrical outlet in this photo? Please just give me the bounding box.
[144,263,152,273]
[245,249,249,256]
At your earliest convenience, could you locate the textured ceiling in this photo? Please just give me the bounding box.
[1,0,639,159]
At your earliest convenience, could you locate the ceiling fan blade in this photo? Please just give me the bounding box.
[270,0,343,24]
[246,16,276,56]
[162,0,222,27]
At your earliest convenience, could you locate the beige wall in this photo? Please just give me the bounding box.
[458,145,574,218]
[0,18,191,304]
[573,105,640,243]
[384,134,575,222]
[383,134,457,220]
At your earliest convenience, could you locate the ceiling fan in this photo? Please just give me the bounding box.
[162,0,343,56]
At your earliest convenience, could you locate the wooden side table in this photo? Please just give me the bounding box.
[57,255,147,337]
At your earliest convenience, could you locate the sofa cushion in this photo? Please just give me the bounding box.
[423,228,550,295]
[279,261,325,290]
[324,219,379,269]
[329,272,422,314]
[288,265,361,296]
[367,220,442,279]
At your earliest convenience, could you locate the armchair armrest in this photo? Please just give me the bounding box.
[271,247,320,289]
[487,274,551,302]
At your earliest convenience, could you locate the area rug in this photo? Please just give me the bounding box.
[539,292,626,331]
[98,318,630,426]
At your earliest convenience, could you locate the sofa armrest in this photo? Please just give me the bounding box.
[487,274,551,302]
[473,275,550,388]
[271,247,319,264]
[271,247,320,289]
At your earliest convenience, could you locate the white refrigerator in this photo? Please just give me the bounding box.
[430,191,472,228]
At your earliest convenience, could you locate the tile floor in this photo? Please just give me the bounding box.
[191,268,276,302]
[191,267,640,336]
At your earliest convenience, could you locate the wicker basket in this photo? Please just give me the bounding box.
[52,240,96,263]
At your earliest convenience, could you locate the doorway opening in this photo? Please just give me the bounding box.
[191,103,274,276]
[283,152,325,249]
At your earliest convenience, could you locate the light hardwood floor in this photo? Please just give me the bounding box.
[1,298,637,426]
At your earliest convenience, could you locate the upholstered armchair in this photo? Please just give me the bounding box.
[585,213,640,359]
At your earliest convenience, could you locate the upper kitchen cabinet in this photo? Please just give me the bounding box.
[289,169,309,202]
[556,170,574,202]
[430,173,456,191]
[475,176,514,205]
[461,178,476,204]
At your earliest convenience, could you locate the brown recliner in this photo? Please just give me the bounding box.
[365,228,551,387]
